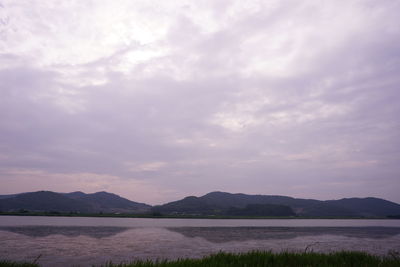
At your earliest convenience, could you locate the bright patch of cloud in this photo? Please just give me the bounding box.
[125,161,167,172]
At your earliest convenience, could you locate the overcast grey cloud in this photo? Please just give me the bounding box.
[1,0,399,204]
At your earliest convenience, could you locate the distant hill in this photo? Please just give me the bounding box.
[64,191,151,213]
[0,191,151,214]
[2,190,400,217]
[152,193,296,216]
[153,191,400,217]
[0,194,18,200]
[0,191,92,213]
[325,197,400,217]
[227,204,296,217]
[152,196,224,215]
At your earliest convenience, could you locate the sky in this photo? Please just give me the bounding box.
[0,0,399,205]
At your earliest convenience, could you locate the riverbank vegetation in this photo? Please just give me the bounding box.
[0,261,38,267]
[104,251,400,267]
[2,251,400,267]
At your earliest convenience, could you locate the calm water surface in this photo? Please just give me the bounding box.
[1,216,400,266]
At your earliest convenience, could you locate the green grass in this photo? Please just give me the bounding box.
[2,251,400,267]
[0,261,39,267]
[102,251,400,267]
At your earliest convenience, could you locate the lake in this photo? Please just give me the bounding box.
[1,216,400,266]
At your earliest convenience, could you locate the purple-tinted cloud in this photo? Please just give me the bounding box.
[0,0,399,204]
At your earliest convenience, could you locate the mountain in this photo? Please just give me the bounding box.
[64,191,150,213]
[0,191,92,213]
[0,194,18,199]
[152,193,296,216]
[0,191,151,214]
[152,196,222,215]
[325,197,400,217]
[64,191,87,199]
[227,204,296,216]
[153,191,400,217]
[2,190,399,217]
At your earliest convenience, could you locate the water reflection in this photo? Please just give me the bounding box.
[1,225,400,266]
[3,225,399,241]
[0,226,129,238]
[168,227,400,243]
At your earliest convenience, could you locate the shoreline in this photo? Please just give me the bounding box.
[0,212,396,220]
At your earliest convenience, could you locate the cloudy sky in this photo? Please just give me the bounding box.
[1,0,399,204]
